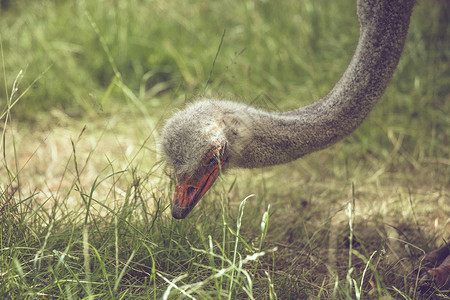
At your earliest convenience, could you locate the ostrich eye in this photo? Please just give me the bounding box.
[203,144,226,167]
[204,149,219,166]
[206,155,218,166]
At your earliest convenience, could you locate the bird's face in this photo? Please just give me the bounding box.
[161,101,229,219]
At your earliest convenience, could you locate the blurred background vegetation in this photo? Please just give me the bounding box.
[1,0,447,125]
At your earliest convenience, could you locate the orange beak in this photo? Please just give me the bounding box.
[172,146,226,219]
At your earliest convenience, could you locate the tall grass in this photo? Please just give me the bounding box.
[1,0,449,298]
[0,97,275,298]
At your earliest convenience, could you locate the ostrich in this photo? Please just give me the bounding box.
[161,0,449,288]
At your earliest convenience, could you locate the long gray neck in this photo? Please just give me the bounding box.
[229,0,415,169]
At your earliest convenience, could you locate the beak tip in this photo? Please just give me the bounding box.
[171,199,189,219]
[172,213,185,220]
[171,209,185,219]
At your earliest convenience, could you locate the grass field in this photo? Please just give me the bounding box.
[1,0,449,298]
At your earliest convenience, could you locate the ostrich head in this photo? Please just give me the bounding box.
[161,100,232,219]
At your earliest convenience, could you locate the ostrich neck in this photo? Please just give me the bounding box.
[230,0,415,169]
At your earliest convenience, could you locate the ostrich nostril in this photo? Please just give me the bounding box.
[186,186,196,196]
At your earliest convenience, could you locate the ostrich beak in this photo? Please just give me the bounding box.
[172,146,226,219]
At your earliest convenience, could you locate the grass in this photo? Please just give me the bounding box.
[1,0,449,298]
